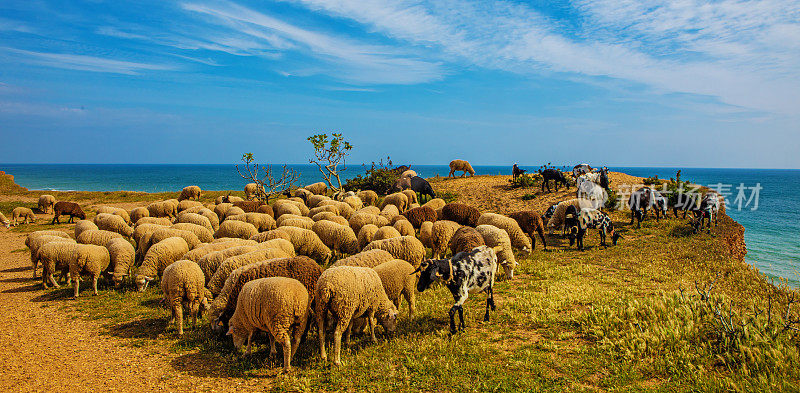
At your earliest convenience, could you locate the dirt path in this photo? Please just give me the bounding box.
[0,229,272,392]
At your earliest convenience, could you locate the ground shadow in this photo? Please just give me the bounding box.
[1,266,30,273]
[107,317,168,339]
[30,287,74,301]
[171,352,232,377]
[0,276,35,283]
[2,283,42,294]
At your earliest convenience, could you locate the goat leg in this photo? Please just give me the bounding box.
[448,305,458,334]
[458,305,465,331]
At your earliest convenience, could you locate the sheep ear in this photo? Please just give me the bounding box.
[226,326,234,335]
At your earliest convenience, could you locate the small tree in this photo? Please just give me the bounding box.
[235,153,299,202]
[307,133,352,193]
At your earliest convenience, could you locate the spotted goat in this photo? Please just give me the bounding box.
[414,245,500,334]
[627,186,668,228]
[568,207,621,251]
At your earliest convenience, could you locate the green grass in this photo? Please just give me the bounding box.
[16,199,798,391]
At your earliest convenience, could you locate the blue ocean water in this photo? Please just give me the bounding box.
[2,163,798,284]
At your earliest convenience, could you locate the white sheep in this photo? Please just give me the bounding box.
[135,216,173,227]
[182,239,256,263]
[136,237,190,291]
[70,244,111,298]
[430,220,461,258]
[373,259,417,318]
[77,229,123,247]
[130,207,149,223]
[207,248,293,295]
[94,213,134,237]
[228,277,310,371]
[147,201,177,220]
[311,219,359,255]
[315,266,398,366]
[11,207,35,226]
[267,226,331,263]
[38,194,56,214]
[393,219,415,237]
[476,213,532,253]
[214,220,258,240]
[362,236,425,267]
[372,226,401,242]
[225,212,276,232]
[349,212,389,234]
[380,192,409,213]
[178,185,202,201]
[304,182,328,195]
[244,183,262,200]
[95,206,132,224]
[475,224,517,279]
[161,260,210,335]
[37,241,79,288]
[176,212,214,233]
[357,224,380,250]
[177,199,203,212]
[107,237,136,288]
[331,249,394,268]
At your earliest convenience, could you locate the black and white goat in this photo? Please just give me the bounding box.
[628,187,668,228]
[567,207,620,251]
[691,193,720,233]
[572,163,593,179]
[414,245,500,334]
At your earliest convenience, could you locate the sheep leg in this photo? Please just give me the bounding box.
[176,299,184,335]
[405,289,416,320]
[367,311,377,343]
[268,331,277,357]
[291,315,306,359]
[47,274,59,288]
[333,321,347,366]
[72,274,80,298]
[190,299,200,328]
[317,312,327,362]
[92,276,99,296]
[280,333,292,372]
[246,332,253,356]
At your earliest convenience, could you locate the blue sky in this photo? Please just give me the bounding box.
[1,0,798,168]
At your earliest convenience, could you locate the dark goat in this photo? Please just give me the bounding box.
[539,169,568,193]
[414,245,499,334]
[512,164,526,181]
[628,187,668,228]
[692,193,720,233]
[670,191,700,218]
[394,176,436,201]
[52,201,86,224]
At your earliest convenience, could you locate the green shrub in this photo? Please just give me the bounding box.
[643,175,662,186]
[343,157,400,195]
[522,193,536,201]
[509,173,540,189]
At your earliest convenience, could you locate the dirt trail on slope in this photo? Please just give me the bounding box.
[0,228,270,392]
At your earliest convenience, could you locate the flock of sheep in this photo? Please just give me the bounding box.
[14,162,713,371]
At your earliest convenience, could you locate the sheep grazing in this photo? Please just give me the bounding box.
[171,223,214,243]
[379,204,400,221]
[178,185,202,201]
[331,249,395,268]
[29,234,75,280]
[176,212,215,233]
[228,277,310,370]
[422,198,446,212]
[312,220,359,255]
[130,207,150,223]
[319,200,355,219]
[214,203,233,219]
[357,205,381,216]
[363,236,425,267]
[449,226,485,255]
[380,192,409,213]
[213,256,322,334]
[304,182,328,195]
[147,200,177,220]
[539,168,568,192]
[507,210,547,250]
[356,190,379,206]
[198,245,261,283]
[414,245,499,334]
[207,248,295,295]
[401,190,418,206]
[223,206,246,220]
[393,219,415,237]
[0,212,10,228]
[226,212,276,232]
[400,169,417,179]
[291,187,313,202]
[94,213,134,238]
[279,217,314,230]
[268,226,332,264]
[11,207,36,226]
[315,266,399,366]
[309,204,339,218]
[146,228,201,252]
[70,244,111,298]
[305,194,330,208]
[419,221,433,248]
[475,224,517,279]
[215,220,258,240]
[372,226,402,242]
[401,206,437,228]
[38,241,79,288]
[232,200,267,214]
[243,183,262,200]
[577,182,609,210]
[106,237,135,288]
[77,229,123,247]
[136,237,191,291]
[343,195,363,211]
[449,159,475,178]
[135,216,173,227]
[38,194,56,214]
[161,260,210,335]
[441,203,480,227]
[312,211,349,226]
[373,259,417,318]
[177,200,203,212]
[51,201,86,224]
[547,198,594,233]
[395,176,436,202]
[94,206,132,224]
[430,220,461,258]
[349,212,389,234]
[476,213,532,253]
[357,224,380,249]
[274,202,302,219]
[183,240,255,264]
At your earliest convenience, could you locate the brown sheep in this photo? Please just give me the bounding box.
[449,159,475,177]
[441,203,480,227]
[508,210,547,250]
[401,206,437,228]
[52,201,86,224]
[449,226,485,255]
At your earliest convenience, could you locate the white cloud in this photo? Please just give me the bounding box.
[1,47,174,75]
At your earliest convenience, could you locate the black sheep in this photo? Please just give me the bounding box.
[539,169,568,193]
[394,176,436,201]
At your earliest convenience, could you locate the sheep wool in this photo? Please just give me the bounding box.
[148,228,201,251]
[315,266,398,365]
[309,204,339,217]
[94,213,134,238]
[380,193,408,214]
[357,205,381,216]
[228,277,310,370]
[276,214,314,227]
[441,203,480,227]
[182,239,255,263]
[343,195,363,211]
[207,247,294,295]
[349,212,389,234]
[363,236,425,267]
[272,226,331,264]
[38,241,79,288]
[305,194,330,208]
[274,199,310,216]
[133,223,166,249]
[135,217,173,227]
[508,210,547,250]
[304,182,328,195]
[176,212,215,233]
[393,220,415,237]
[372,226,401,243]
[244,183,261,200]
[311,220,359,255]
[547,198,595,230]
[178,185,202,201]
[249,229,292,244]
[401,190,418,206]
[422,198,446,212]
[29,235,76,278]
[74,220,99,239]
[215,220,258,240]
[213,256,321,333]
[161,260,209,335]
[95,206,131,224]
[147,201,177,219]
[198,245,261,283]
[171,223,214,243]
[318,200,354,219]
[130,207,150,223]
[475,224,517,279]
[357,224,380,250]
[177,200,203,213]
[293,187,313,202]
[77,229,123,247]
[430,220,461,258]
[373,259,417,318]
[449,159,475,177]
[70,244,111,298]
[273,202,302,219]
[11,207,35,226]
[223,206,246,220]
[0,212,9,228]
[449,226,485,255]
[214,203,233,219]
[279,217,314,230]
[477,212,532,252]
[312,211,349,226]
[379,204,400,221]
[136,237,190,291]
[357,190,379,207]
[107,237,136,287]
[331,249,394,268]
[419,221,433,249]
[226,212,276,232]
[38,194,56,214]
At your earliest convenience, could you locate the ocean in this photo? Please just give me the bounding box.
[2,163,798,285]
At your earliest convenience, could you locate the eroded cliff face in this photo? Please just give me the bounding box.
[717,212,747,263]
[0,171,28,193]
